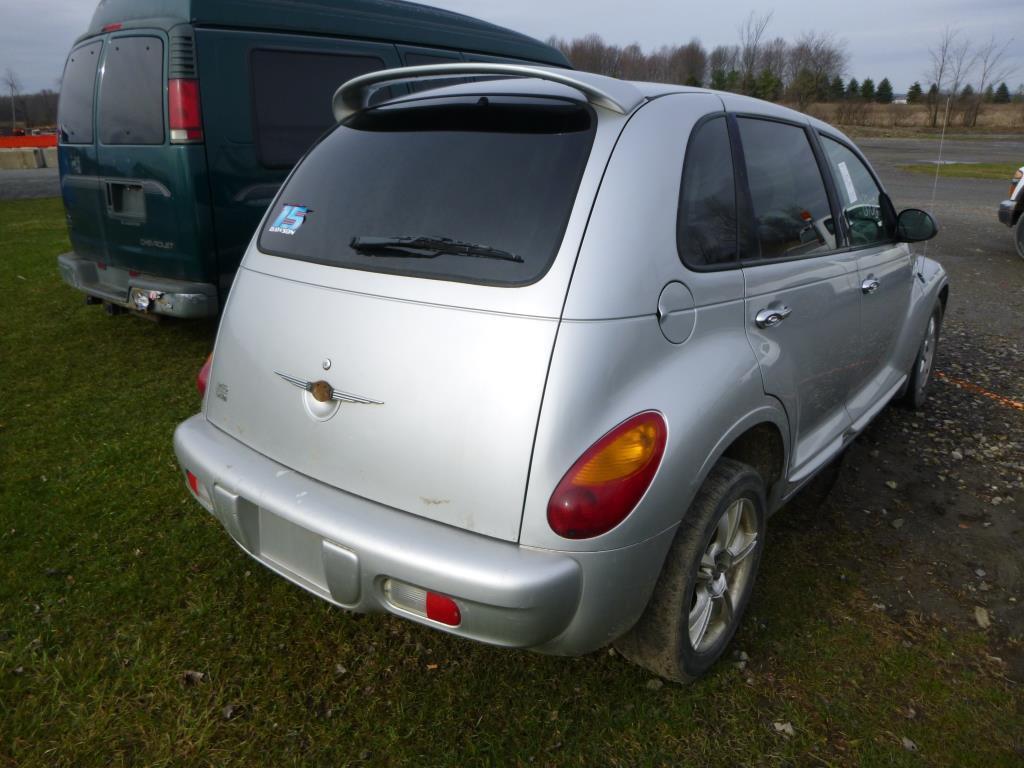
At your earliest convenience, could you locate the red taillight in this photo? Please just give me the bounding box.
[425,592,462,626]
[197,353,212,397]
[102,23,123,32]
[547,411,667,539]
[168,79,203,143]
[186,470,199,495]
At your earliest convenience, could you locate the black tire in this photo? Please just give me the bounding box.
[1015,215,1024,262]
[901,301,943,410]
[614,458,766,682]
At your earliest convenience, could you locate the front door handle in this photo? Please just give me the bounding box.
[861,276,881,294]
[754,305,792,329]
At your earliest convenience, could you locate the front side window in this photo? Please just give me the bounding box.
[677,115,737,267]
[251,50,386,169]
[820,136,893,246]
[738,118,836,261]
[258,97,596,286]
[99,37,165,145]
[58,41,102,144]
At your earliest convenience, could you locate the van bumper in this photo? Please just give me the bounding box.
[57,252,218,318]
[173,414,674,655]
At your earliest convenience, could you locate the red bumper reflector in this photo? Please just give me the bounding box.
[425,592,461,626]
[186,470,199,495]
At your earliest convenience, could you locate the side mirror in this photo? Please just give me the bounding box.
[896,209,938,242]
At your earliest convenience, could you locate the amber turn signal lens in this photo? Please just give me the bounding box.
[547,411,667,539]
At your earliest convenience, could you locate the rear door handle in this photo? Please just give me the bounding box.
[754,305,792,328]
[861,276,881,294]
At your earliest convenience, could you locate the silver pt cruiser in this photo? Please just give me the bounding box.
[174,64,947,681]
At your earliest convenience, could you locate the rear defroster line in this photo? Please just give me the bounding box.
[935,371,1024,413]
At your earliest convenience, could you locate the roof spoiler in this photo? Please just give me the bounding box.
[332,63,645,122]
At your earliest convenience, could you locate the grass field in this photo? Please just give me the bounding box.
[1,198,1021,767]
[897,162,1021,181]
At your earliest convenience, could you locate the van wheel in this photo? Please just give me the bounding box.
[901,302,943,410]
[615,458,766,682]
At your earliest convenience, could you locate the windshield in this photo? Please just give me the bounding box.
[257,96,596,286]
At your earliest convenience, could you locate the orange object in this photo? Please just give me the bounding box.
[0,135,57,148]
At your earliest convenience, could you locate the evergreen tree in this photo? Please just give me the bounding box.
[710,69,729,91]
[828,75,846,101]
[960,84,974,98]
[847,77,860,99]
[993,82,1010,103]
[906,82,923,103]
[860,78,876,100]
[983,84,995,103]
[876,78,894,103]
[927,83,939,102]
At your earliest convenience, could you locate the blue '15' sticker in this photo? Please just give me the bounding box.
[268,204,311,235]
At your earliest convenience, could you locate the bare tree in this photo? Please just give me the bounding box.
[738,11,773,94]
[785,31,848,109]
[925,28,960,127]
[964,36,1015,126]
[3,68,22,133]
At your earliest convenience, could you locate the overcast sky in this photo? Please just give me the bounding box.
[1,0,1021,94]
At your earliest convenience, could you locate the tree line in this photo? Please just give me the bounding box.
[548,13,1021,118]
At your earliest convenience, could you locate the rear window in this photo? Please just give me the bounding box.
[58,41,102,145]
[99,37,165,145]
[251,50,387,169]
[258,97,596,286]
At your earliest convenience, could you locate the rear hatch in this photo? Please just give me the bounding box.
[58,27,213,284]
[205,95,599,541]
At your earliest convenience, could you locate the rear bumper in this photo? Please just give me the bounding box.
[173,414,674,655]
[998,199,1019,227]
[57,252,218,318]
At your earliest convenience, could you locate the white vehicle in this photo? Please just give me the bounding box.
[998,166,1024,260]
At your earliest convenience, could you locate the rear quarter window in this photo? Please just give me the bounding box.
[58,41,102,144]
[99,37,165,145]
[258,97,596,286]
[251,50,387,169]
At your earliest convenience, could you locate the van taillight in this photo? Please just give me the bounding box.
[169,79,203,143]
[547,411,667,539]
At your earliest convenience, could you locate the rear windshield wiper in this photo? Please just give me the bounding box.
[349,235,524,263]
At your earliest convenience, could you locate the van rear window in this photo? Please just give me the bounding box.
[58,42,102,145]
[258,97,595,286]
[251,50,387,169]
[99,37,165,145]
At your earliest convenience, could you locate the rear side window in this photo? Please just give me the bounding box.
[738,118,836,261]
[251,50,386,169]
[99,37,165,145]
[58,42,102,144]
[677,116,737,267]
[258,97,596,286]
[820,136,894,246]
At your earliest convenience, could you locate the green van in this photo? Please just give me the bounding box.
[55,0,569,317]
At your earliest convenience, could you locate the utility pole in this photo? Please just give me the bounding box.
[3,68,21,133]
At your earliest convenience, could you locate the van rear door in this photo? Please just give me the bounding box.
[58,40,105,261]
[94,30,213,283]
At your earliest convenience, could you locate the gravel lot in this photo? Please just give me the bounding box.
[805,135,1024,677]
[2,135,1021,676]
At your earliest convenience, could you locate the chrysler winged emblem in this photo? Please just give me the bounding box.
[274,371,383,405]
